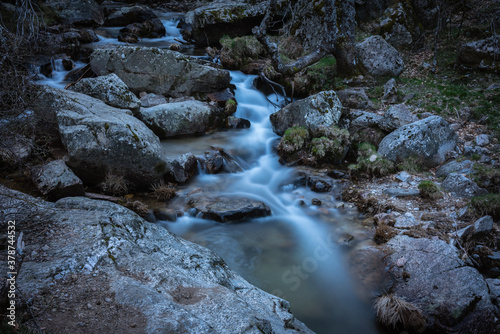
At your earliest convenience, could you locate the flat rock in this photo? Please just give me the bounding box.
[31,160,84,201]
[383,188,420,197]
[436,159,475,178]
[187,195,271,223]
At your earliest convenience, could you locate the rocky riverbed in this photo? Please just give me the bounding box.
[1,0,499,333]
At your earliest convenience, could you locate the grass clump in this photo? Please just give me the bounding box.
[349,143,395,178]
[374,224,397,244]
[278,126,310,153]
[310,126,350,163]
[470,194,500,220]
[124,200,149,217]
[418,180,442,199]
[100,172,129,196]
[397,156,424,174]
[473,165,500,193]
[374,294,426,331]
[151,180,176,201]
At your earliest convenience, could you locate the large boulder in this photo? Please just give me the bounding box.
[42,0,104,26]
[187,195,272,223]
[0,186,312,334]
[90,46,231,97]
[184,1,269,46]
[270,91,343,136]
[30,160,84,201]
[68,74,141,112]
[458,36,500,72]
[32,86,169,188]
[136,100,225,138]
[378,116,458,167]
[385,235,495,333]
[104,5,158,26]
[356,35,405,77]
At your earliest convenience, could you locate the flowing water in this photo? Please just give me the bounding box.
[35,14,380,334]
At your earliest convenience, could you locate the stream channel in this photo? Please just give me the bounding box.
[38,12,381,334]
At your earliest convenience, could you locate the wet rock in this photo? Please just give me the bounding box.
[0,135,33,169]
[68,74,141,112]
[336,87,373,109]
[139,93,167,108]
[165,154,197,183]
[64,64,96,82]
[118,19,166,42]
[104,5,158,26]
[383,188,420,197]
[136,100,225,138]
[474,216,494,236]
[349,246,392,298]
[153,208,178,222]
[270,91,342,136]
[386,235,495,333]
[356,35,405,77]
[226,116,250,129]
[378,116,458,167]
[0,186,312,334]
[442,173,488,198]
[43,0,104,26]
[32,85,169,189]
[184,1,268,46]
[31,160,84,201]
[187,195,271,223]
[436,160,475,178]
[458,36,500,71]
[90,46,231,97]
[311,198,322,206]
[379,104,418,132]
[200,149,242,175]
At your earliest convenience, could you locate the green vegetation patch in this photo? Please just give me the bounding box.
[470,194,500,220]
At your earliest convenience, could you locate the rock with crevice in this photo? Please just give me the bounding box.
[378,116,458,167]
[270,90,342,136]
[90,46,231,97]
[0,185,312,334]
[187,195,272,223]
[385,235,495,333]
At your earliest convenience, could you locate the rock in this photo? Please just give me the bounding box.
[476,134,491,147]
[378,116,458,167]
[104,5,158,26]
[386,235,495,333]
[411,0,439,29]
[153,208,178,222]
[474,216,494,236]
[381,78,398,102]
[118,19,166,42]
[68,74,141,112]
[452,225,474,242]
[187,195,272,222]
[200,149,242,174]
[226,116,250,129]
[140,93,167,108]
[436,160,475,178]
[43,0,104,26]
[336,88,373,109]
[0,134,33,169]
[270,91,342,136]
[442,173,488,198]
[486,278,500,306]
[32,85,169,189]
[0,186,312,334]
[458,36,500,71]
[356,35,405,77]
[184,1,268,46]
[355,0,389,23]
[376,2,421,48]
[90,46,231,97]
[31,160,84,201]
[379,104,418,132]
[311,198,322,206]
[395,171,411,183]
[165,154,198,183]
[394,212,420,229]
[136,101,225,138]
[383,188,420,197]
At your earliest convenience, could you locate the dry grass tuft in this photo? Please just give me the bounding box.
[125,200,149,217]
[373,223,397,244]
[151,180,176,201]
[100,172,129,196]
[374,294,426,331]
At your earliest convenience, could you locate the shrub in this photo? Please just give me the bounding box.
[100,172,129,196]
[418,180,442,199]
[374,294,426,331]
[151,180,176,201]
[470,194,500,220]
[310,126,350,163]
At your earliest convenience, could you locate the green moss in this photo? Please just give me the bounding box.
[418,180,442,199]
[349,142,394,178]
[470,194,500,220]
[279,126,310,153]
